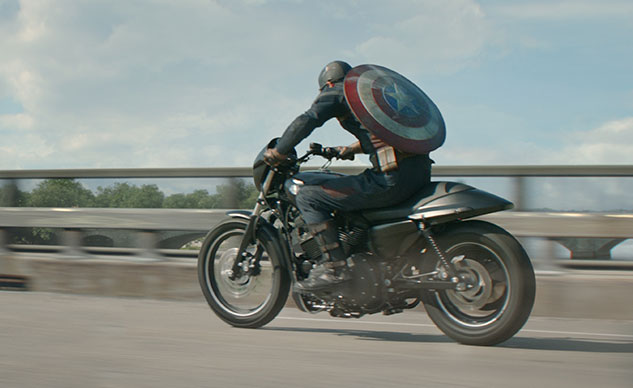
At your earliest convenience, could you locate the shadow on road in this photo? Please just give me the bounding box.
[265,327,633,353]
[263,326,453,343]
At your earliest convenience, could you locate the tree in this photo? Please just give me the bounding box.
[27,179,94,207]
[216,179,258,209]
[94,182,164,208]
[163,189,220,209]
[131,184,165,208]
[239,183,259,209]
[19,179,94,244]
[9,178,258,210]
[0,180,28,207]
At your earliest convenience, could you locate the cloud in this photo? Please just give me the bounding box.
[0,0,320,168]
[352,0,492,75]
[0,112,34,130]
[0,0,630,172]
[437,116,633,166]
[553,117,633,164]
[435,116,633,211]
[0,0,502,169]
[492,1,633,21]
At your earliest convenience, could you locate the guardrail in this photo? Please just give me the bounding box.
[2,165,632,179]
[3,164,632,209]
[1,166,632,268]
[0,208,632,270]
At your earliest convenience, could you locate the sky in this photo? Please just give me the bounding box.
[1,0,632,170]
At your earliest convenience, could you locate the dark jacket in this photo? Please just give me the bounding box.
[274,82,375,156]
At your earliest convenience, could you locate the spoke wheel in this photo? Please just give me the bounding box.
[198,219,290,328]
[420,221,535,346]
[437,244,510,327]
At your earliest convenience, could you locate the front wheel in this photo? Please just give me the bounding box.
[197,219,290,328]
[420,220,536,346]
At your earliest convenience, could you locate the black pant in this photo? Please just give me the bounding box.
[295,155,432,224]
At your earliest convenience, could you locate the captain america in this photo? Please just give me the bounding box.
[263,61,445,292]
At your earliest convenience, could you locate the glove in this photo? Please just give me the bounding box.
[263,147,287,167]
[335,146,355,161]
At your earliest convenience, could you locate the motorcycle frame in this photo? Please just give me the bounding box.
[228,150,514,294]
[227,168,459,291]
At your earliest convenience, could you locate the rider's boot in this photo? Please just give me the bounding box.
[293,220,351,292]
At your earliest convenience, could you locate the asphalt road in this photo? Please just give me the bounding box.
[1,292,632,388]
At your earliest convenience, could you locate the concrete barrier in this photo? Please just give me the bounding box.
[1,253,632,320]
[0,254,201,300]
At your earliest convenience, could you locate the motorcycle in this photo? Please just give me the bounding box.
[198,140,536,346]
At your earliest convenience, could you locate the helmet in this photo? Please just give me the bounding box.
[318,60,352,90]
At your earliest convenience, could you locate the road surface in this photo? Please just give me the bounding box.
[1,292,632,388]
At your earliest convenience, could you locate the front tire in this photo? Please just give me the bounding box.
[420,220,535,345]
[197,219,290,328]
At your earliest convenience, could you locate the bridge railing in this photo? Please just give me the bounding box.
[1,166,632,269]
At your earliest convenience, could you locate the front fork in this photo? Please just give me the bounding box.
[228,171,276,281]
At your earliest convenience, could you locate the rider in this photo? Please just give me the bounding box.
[263,61,436,292]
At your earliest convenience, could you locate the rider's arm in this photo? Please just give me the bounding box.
[274,86,346,156]
[340,135,385,157]
[344,141,363,154]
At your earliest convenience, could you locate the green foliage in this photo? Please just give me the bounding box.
[3,178,261,245]
[163,189,220,209]
[216,178,257,209]
[0,181,29,206]
[5,178,259,209]
[239,182,259,209]
[94,182,164,208]
[27,179,95,207]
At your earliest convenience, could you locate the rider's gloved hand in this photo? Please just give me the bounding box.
[263,148,288,167]
[334,146,355,161]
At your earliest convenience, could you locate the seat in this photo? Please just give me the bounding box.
[359,181,473,223]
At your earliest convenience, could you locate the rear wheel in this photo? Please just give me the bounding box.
[420,220,535,345]
[197,219,290,328]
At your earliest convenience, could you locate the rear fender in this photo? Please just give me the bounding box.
[410,187,513,224]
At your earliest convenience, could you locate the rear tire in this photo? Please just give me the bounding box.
[197,219,290,328]
[420,220,535,345]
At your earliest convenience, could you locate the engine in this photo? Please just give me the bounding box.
[339,226,368,256]
[296,225,368,261]
[290,218,386,316]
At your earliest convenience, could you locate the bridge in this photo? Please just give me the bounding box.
[1,165,632,320]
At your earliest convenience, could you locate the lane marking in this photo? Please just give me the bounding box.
[276,316,633,339]
[521,329,633,339]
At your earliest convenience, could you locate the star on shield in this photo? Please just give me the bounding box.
[384,82,420,115]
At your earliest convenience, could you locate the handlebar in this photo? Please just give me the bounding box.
[271,142,343,170]
[309,142,340,159]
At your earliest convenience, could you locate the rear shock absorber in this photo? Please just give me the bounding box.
[419,223,459,284]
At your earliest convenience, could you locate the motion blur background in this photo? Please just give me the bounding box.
[1,1,632,387]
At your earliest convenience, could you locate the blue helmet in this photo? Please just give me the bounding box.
[318,60,351,90]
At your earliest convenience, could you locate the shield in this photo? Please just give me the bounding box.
[343,64,445,154]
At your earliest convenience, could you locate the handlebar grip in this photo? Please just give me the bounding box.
[309,142,323,153]
[322,147,340,159]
